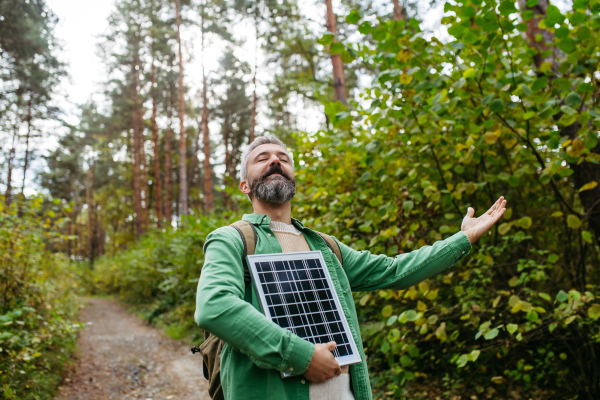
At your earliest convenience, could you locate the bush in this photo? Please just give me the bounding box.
[92,214,238,341]
[292,3,600,398]
[0,197,82,399]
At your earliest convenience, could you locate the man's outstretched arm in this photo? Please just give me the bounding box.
[337,197,507,292]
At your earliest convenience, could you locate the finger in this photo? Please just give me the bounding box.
[465,207,475,218]
[327,341,337,352]
[492,207,506,222]
[334,365,342,376]
[486,198,500,215]
[491,199,507,218]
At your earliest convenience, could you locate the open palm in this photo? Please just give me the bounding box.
[461,196,507,244]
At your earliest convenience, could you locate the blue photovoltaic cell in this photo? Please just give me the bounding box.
[255,258,353,358]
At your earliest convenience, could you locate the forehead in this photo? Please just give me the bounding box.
[249,143,290,161]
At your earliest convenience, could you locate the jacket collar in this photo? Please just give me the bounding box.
[242,213,307,230]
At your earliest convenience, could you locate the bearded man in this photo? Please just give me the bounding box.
[195,135,506,400]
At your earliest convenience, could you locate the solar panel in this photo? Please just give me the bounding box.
[246,251,361,377]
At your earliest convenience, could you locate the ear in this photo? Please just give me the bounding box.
[239,179,252,196]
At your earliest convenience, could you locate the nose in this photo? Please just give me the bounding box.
[269,154,281,167]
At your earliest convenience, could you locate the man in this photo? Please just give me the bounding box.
[195,135,506,400]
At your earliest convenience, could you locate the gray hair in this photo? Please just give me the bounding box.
[240,135,294,181]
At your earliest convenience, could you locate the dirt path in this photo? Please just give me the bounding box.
[56,298,210,400]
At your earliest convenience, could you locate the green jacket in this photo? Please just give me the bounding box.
[195,213,472,400]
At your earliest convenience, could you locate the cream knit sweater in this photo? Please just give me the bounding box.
[270,221,355,400]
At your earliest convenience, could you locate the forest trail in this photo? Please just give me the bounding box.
[56,298,210,400]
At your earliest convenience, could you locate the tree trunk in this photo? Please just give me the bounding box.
[189,119,201,201]
[150,48,163,229]
[140,127,150,230]
[20,98,33,198]
[200,6,213,211]
[392,0,405,21]
[325,0,348,105]
[175,0,188,218]
[67,175,73,258]
[222,113,231,209]
[164,78,174,226]
[131,59,143,240]
[250,10,259,143]
[86,165,94,269]
[4,126,17,207]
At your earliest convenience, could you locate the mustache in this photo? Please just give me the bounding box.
[261,165,292,181]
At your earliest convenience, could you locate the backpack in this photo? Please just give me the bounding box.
[197,220,344,400]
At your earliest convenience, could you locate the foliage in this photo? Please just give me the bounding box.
[293,1,600,398]
[0,197,82,399]
[91,214,241,341]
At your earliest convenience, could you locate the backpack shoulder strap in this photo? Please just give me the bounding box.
[230,220,258,284]
[315,231,343,267]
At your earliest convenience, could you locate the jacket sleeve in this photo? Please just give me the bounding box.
[336,231,472,292]
[195,227,314,373]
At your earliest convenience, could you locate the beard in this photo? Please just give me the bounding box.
[247,164,296,204]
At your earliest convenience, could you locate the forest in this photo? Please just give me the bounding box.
[1,0,600,398]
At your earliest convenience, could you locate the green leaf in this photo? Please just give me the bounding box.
[457,354,468,368]
[527,310,539,322]
[582,231,592,244]
[507,323,518,334]
[565,92,582,107]
[539,292,551,301]
[588,304,600,320]
[490,99,505,113]
[498,223,511,235]
[484,328,499,340]
[405,310,418,321]
[318,33,334,46]
[532,76,547,91]
[557,38,577,54]
[520,84,531,96]
[578,181,597,192]
[400,354,412,366]
[567,214,582,229]
[345,10,360,24]
[553,78,571,91]
[556,290,569,303]
[403,200,414,212]
[519,216,532,229]
[330,42,344,55]
[358,21,373,34]
[382,305,393,317]
[498,1,517,16]
[372,27,387,41]
[341,51,355,64]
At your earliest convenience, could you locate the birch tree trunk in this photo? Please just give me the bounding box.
[175,0,188,218]
[325,0,348,105]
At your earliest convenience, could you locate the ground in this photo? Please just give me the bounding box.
[56,298,210,400]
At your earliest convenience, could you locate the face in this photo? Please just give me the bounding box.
[242,143,296,204]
